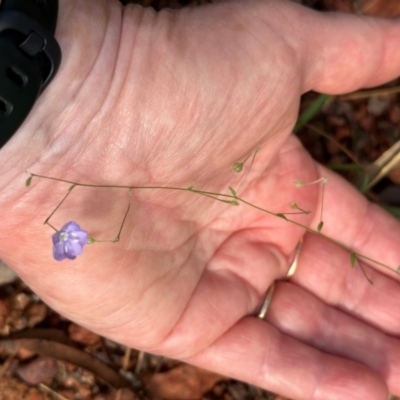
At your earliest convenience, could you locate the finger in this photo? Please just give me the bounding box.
[312,165,400,278]
[265,281,400,396]
[153,231,288,358]
[203,0,400,94]
[186,316,388,400]
[291,233,400,336]
[298,7,400,93]
[225,0,400,93]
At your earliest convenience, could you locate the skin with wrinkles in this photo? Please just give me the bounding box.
[1,1,400,398]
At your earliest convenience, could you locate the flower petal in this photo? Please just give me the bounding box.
[65,240,84,258]
[62,221,83,233]
[52,221,89,262]
[70,230,88,246]
[53,241,67,261]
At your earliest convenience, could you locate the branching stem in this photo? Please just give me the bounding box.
[44,185,75,227]
[237,145,260,194]
[26,172,399,280]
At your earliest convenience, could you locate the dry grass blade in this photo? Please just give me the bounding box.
[101,336,119,368]
[0,337,131,389]
[305,123,362,167]
[39,383,69,400]
[357,0,400,17]
[365,140,400,190]
[0,351,16,379]
[339,85,400,101]
[122,347,132,371]
[135,351,146,375]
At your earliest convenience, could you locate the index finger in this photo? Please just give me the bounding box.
[288,164,400,336]
[315,165,400,277]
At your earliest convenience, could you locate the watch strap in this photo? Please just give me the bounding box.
[0,0,61,147]
[0,0,58,34]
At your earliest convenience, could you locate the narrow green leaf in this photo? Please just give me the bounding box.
[87,237,96,244]
[277,213,288,221]
[294,94,331,133]
[68,184,76,192]
[25,176,32,187]
[359,174,370,194]
[229,187,237,197]
[215,199,239,206]
[317,221,324,232]
[350,252,357,268]
[187,186,194,191]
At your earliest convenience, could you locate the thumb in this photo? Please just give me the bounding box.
[198,0,400,95]
[299,9,400,93]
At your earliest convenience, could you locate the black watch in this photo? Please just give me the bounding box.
[0,0,61,148]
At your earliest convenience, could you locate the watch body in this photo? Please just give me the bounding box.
[0,0,61,147]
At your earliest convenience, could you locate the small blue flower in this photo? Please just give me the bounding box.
[52,221,89,261]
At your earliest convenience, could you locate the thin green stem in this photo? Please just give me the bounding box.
[29,173,234,199]
[189,189,238,205]
[282,211,310,216]
[237,146,260,194]
[291,202,311,215]
[305,123,363,169]
[241,151,253,165]
[44,185,75,225]
[27,172,399,277]
[359,263,373,285]
[319,178,326,231]
[356,253,397,272]
[117,188,132,242]
[46,222,58,232]
[93,188,133,243]
[237,193,397,276]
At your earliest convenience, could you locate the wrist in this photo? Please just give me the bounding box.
[0,0,124,186]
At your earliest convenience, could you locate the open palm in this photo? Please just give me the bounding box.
[2,0,400,398]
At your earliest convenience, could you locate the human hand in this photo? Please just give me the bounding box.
[1,1,400,399]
